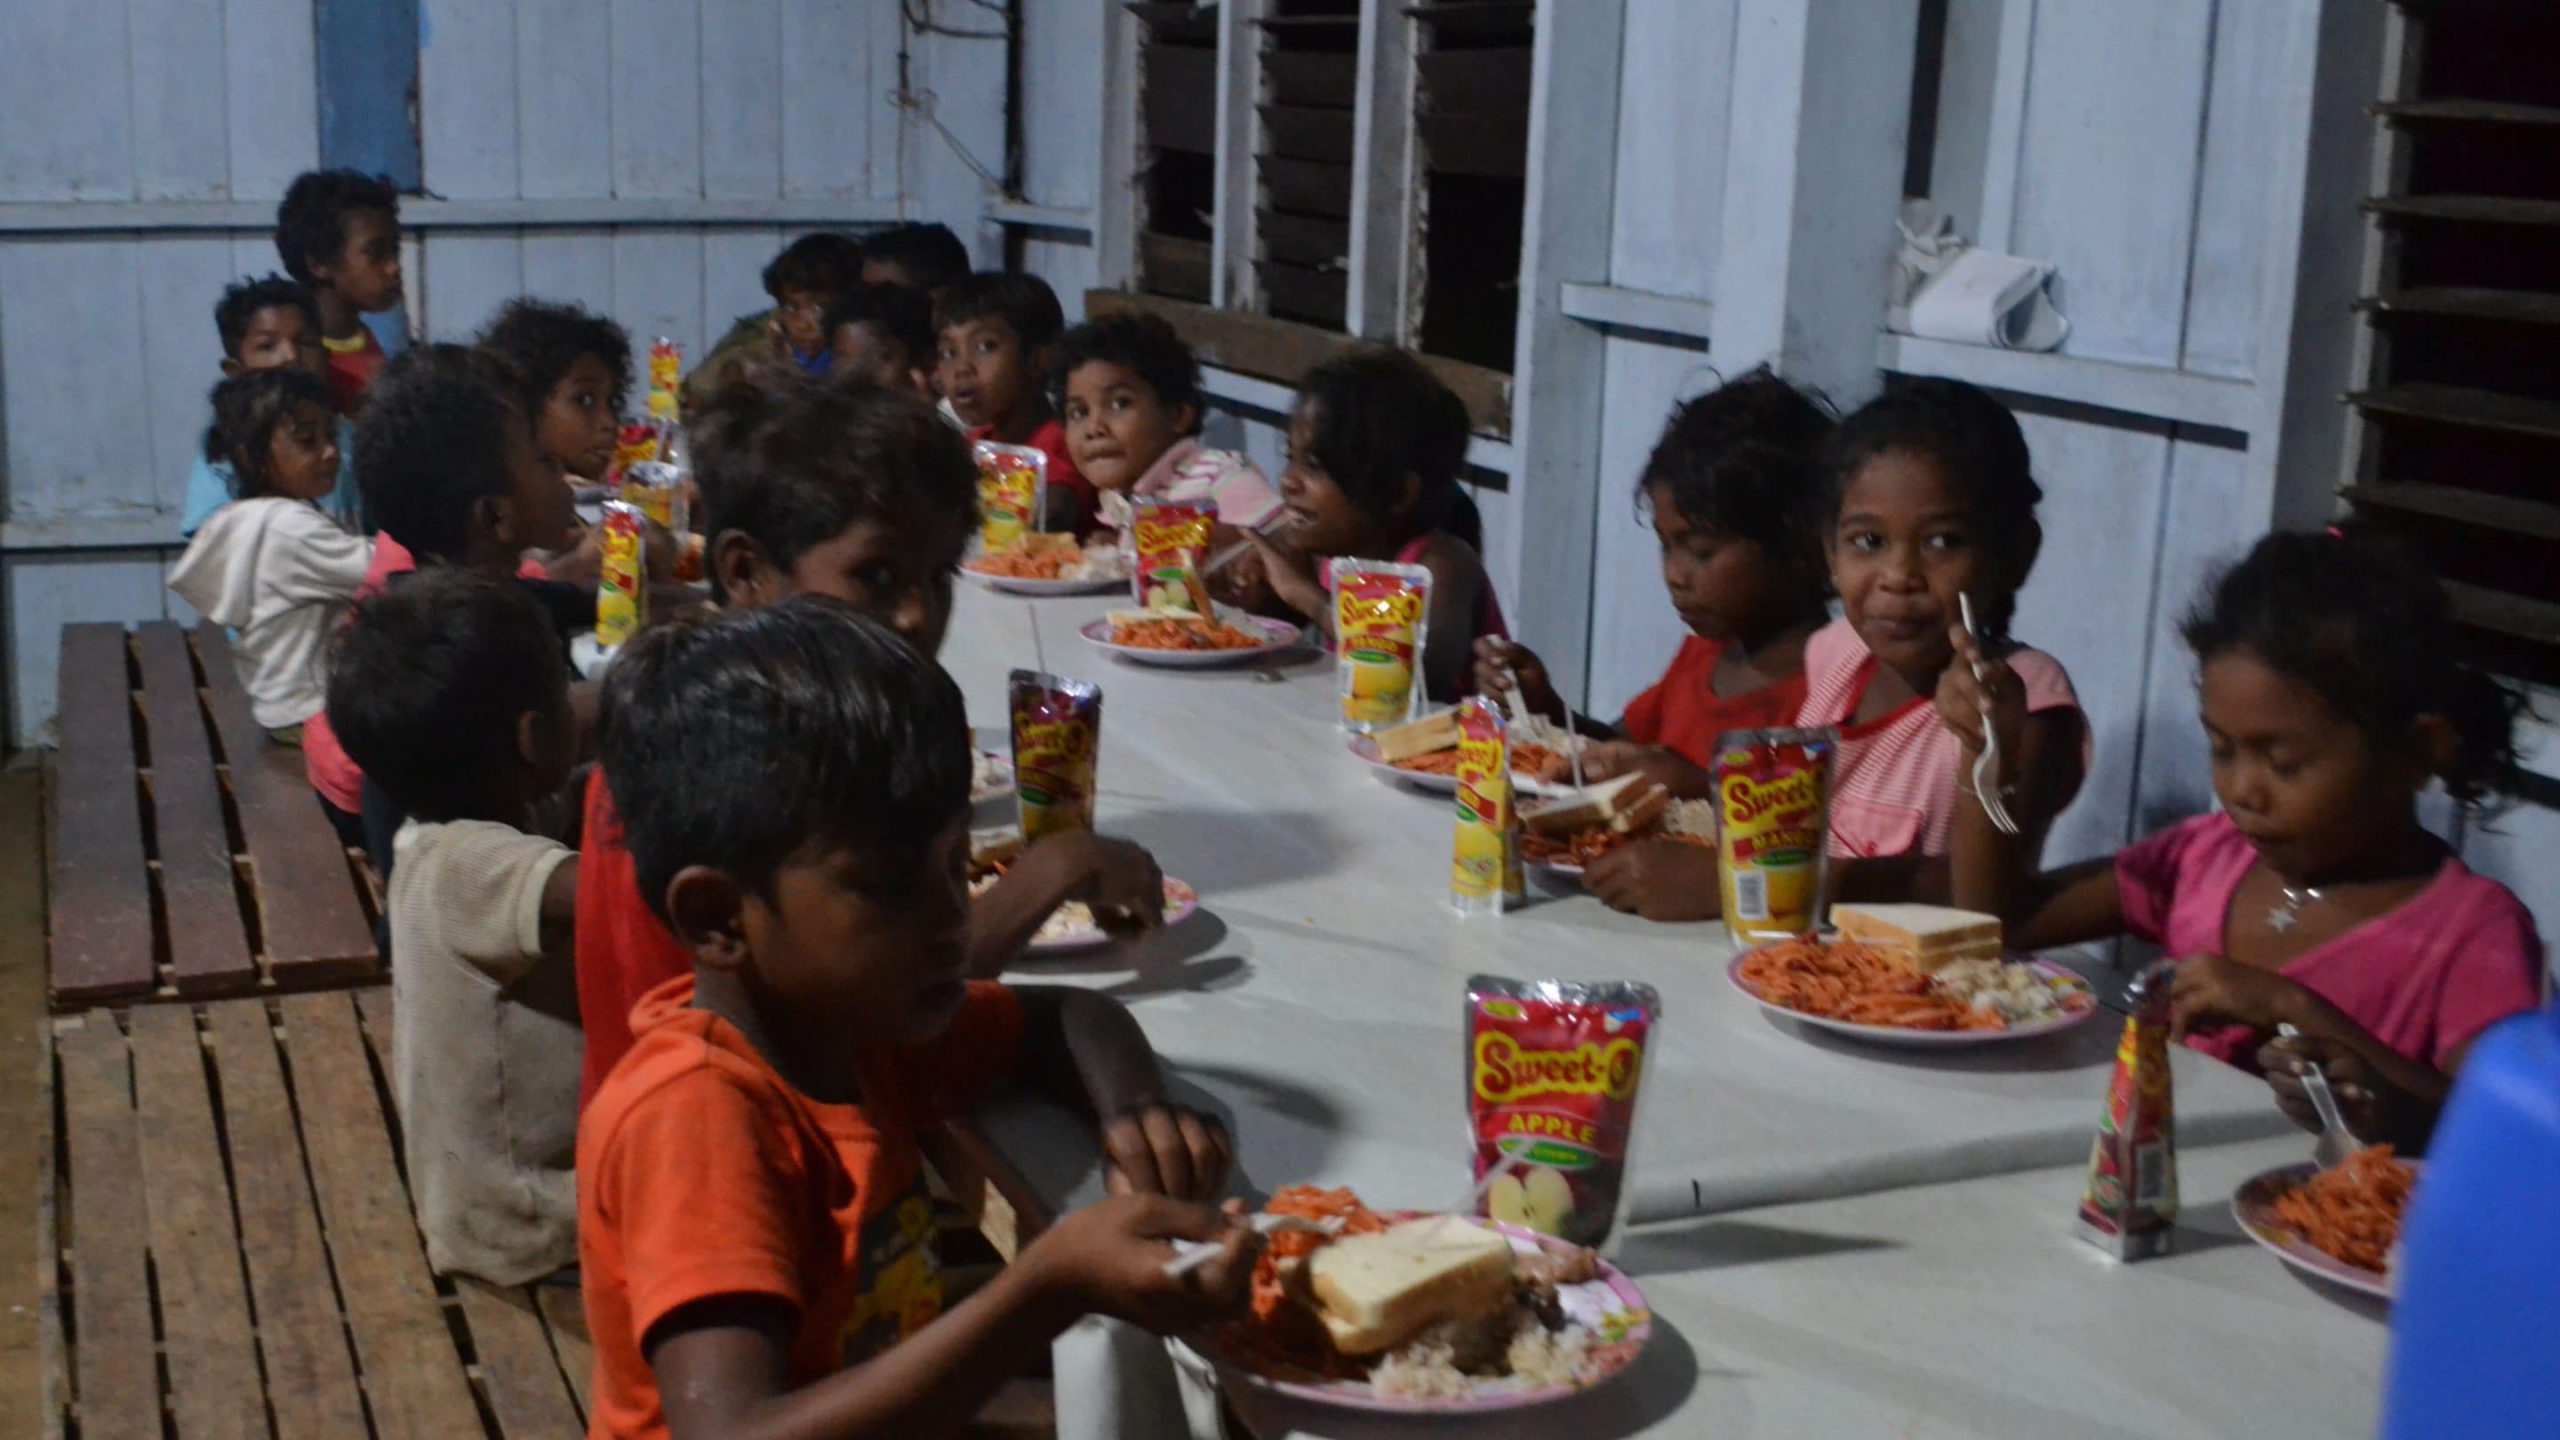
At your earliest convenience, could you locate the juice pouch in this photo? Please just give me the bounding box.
[975,441,1048,554]
[646,337,682,420]
[1130,498,1216,614]
[1332,559,1432,733]
[2078,960,2179,1261]
[619,458,689,535]
[595,500,647,647]
[604,420,661,489]
[1713,727,1837,945]
[1451,697,1523,915]
[1466,976,1661,1250]
[1009,669,1100,842]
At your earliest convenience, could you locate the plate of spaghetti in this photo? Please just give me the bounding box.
[1520,801,1717,878]
[1726,935,2098,1045]
[1179,1186,1651,1414]
[962,535,1128,594]
[2231,1148,2416,1300]
[1080,614,1301,667]
[1347,737,1560,796]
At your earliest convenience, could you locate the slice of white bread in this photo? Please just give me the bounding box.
[1372,709,1462,762]
[1830,903,2004,972]
[1306,1215,1516,1356]
[1523,772,1669,837]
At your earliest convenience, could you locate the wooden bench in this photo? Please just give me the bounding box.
[41,987,1063,1440]
[45,621,379,1007]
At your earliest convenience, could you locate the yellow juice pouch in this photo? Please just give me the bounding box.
[595,500,647,647]
[1009,669,1101,842]
[646,337,681,420]
[1332,558,1432,733]
[1713,726,1837,945]
[619,458,688,535]
[1451,697,1523,915]
[974,441,1048,555]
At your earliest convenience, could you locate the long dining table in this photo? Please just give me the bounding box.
[930,581,2387,1438]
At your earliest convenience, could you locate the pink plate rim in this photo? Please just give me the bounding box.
[1024,878,1201,954]
[2230,1161,2408,1301]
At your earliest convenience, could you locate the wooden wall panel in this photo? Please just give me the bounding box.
[2129,429,2256,836]
[702,229,786,345]
[1018,0,1105,211]
[5,555,173,747]
[2007,401,2175,866]
[517,0,616,201]
[1586,337,1713,717]
[611,231,709,364]
[781,0,872,198]
[2008,1,2214,369]
[128,0,231,202]
[610,0,705,199]
[0,0,136,199]
[704,0,786,201]
[520,230,619,316]
[1607,0,1736,299]
[420,233,527,342]
[420,0,523,200]
[0,244,155,516]
[2179,0,2285,381]
[226,0,322,198]
[134,239,246,504]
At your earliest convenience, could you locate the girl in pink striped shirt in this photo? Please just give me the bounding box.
[1947,531,2542,1151]
[1797,380,2088,901]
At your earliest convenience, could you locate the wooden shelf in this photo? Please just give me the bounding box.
[2344,482,2560,542]
[2364,194,2560,228]
[2348,382,2560,443]
[2374,98,2560,126]
[2445,582,2560,645]
[2357,287,2560,329]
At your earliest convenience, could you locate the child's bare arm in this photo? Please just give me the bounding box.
[966,834,1164,979]
[1012,986,1231,1201]
[1415,544,1481,702]
[538,856,578,961]
[1936,627,2122,944]
[648,1196,1255,1440]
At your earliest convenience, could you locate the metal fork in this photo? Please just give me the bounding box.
[1161,1211,1346,1278]
[1958,595,2021,836]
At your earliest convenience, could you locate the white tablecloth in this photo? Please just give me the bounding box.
[931,586,2355,1439]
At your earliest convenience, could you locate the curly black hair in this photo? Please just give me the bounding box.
[689,371,977,603]
[1827,377,2044,631]
[601,596,972,920]
[1051,312,1203,435]
[862,222,971,295]
[821,283,936,372]
[355,344,527,562]
[274,169,399,285]
[205,366,334,497]
[762,232,867,300]
[1297,346,1476,549]
[2183,529,2526,806]
[213,274,319,357]
[934,271,1066,352]
[327,570,568,822]
[476,298,633,420]
[1637,365,1835,576]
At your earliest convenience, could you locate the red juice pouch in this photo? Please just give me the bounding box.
[1130,498,1216,614]
[1009,669,1100,842]
[1466,975,1661,1249]
[2078,959,2179,1260]
[604,420,661,489]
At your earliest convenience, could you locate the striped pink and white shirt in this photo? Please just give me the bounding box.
[1794,617,2085,859]
[1097,438,1286,534]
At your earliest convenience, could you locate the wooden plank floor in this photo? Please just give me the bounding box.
[43,992,592,1440]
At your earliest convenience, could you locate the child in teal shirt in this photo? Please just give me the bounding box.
[182,275,361,536]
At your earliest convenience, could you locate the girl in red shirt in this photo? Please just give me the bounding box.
[1477,367,1836,920]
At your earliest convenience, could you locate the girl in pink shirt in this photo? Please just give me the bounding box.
[1947,530,2543,1152]
[1800,380,2088,900]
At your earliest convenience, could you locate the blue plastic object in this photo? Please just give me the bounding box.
[2383,1004,2560,1438]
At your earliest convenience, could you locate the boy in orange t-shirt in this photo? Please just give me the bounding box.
[936,271,1100,536]
[582,599,1252,1440]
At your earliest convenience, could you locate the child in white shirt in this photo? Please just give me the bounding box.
[167,367,370,743]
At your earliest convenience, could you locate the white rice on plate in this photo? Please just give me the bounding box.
[1930,957,2072,1025]
[1366,1309,1597,1400]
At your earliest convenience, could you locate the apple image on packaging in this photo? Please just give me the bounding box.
[1486,1164,1575,1235]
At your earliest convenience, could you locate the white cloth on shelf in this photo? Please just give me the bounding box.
[1886,201,2070,352]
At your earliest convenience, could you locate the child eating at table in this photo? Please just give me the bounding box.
[304,344,586,848]
[325,570,581,1285]
[1471,369,1835,920]
[478,298,632,486]
[274,168,404,415]
[1800,377,2086,903]
[1945,530,2542,1151]
[935,271,1097,534]
[182,274,363,536]
[1248,347,1503,702]
[167,367,369,746]
[580,599,1253,1440]
[822,282,935,398]
[575,374,1171,1108]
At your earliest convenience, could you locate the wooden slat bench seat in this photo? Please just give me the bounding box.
[44,621,379,1007]
[45,992,593,1440]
